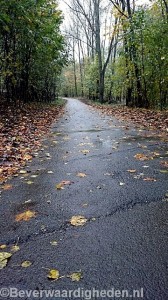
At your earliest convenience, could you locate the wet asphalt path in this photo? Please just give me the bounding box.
[0,98,168,300]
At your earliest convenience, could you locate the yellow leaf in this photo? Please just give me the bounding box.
[47,269,60,280]
[153,152,160,156]
[56,183,64,190]
[77,173,87,178]
[0,245,7,249]
[80,150,90,154]
[21,260,32,268]
[70,215,87,226]
[0,252,12,269]
[68,272,82,282]
[11,245,20,253]
[20,170,27,174]
[27,181,34,185]
[15,210,36,222]
[50,241,58,246]
[160,170,168,174]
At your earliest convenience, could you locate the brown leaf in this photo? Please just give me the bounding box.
[61,180,73,185]
[134,153,149,161]
[2,184,13,190]
[143,177,157,182]
[23,154,32,161]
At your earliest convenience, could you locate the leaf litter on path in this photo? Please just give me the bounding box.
[0,102,65,183]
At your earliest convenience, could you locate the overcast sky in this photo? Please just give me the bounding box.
[58,0,151,15]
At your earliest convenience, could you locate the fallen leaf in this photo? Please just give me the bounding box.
[21,260,32,268]
[11,245,20,253]
[70,215,87,226]
[26,181,34,185]
[24,199,32,204]
[143,177,157,182]
[41,225,46,231]
[19,170,27,174]
[50,241,58,246]
[127,169,136,173]
[47,269,60,280]
[23,154,32,161]
[0,245,7,249]
[160,161,168,168]
[56,183,64,190]
[77,173,87,178]
[2,184,13,190]
[15,210,36,222]
[134,153,149,161]
[0,252,12,269]
[45,153,51,157]
[56,180,73,189]
[160,170,168,174]
[152,152,160,156]
[80,150,90,154]
[61,180,72,185]
[68,272,82,282]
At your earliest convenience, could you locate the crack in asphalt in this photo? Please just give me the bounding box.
[3,196,162,247]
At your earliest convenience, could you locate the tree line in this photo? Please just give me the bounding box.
[61,0,168,109]
[0,0,66,105]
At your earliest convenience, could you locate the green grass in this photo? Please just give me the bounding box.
[51,97,67,106]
